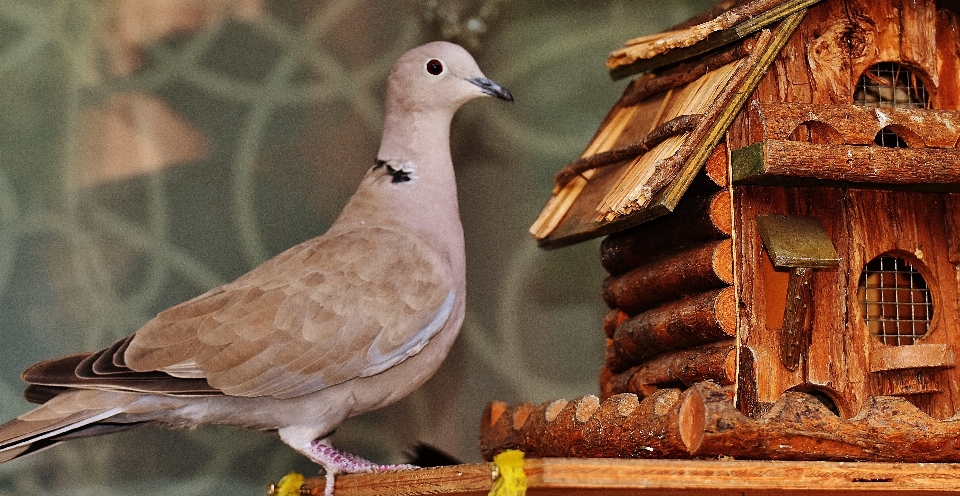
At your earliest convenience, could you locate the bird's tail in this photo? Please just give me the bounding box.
[0,389,138,463]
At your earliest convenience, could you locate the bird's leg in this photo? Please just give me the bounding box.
[305,440,418,496]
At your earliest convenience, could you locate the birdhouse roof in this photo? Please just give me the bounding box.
[530,0,821,249]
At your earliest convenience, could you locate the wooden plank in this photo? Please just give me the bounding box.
[311,464,492,496]
[607,0,823,79]
[847,0,901,78]
[305,457,960,495]
[799,0,853,104]
[732,140,960,190]
[869,343,957,372]
[900,0,938,88]
[871,368,947,396]
[536,12,803,249]
[935,9,960,109]
[733,184,857,416]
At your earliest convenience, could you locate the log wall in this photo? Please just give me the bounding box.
[599,156,736,399]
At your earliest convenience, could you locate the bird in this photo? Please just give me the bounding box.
[0,41,512,496]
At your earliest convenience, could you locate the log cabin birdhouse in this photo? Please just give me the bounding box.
[480,0,960,462]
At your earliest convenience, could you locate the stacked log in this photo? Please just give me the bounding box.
[599,154,736,400]
[479,381,960,462]
[480,389,691,461]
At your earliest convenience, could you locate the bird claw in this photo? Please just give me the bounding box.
[307,441,419,496]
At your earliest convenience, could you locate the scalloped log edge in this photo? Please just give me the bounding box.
[479,381,960,462]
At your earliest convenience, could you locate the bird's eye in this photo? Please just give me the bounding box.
[426,59,444,75]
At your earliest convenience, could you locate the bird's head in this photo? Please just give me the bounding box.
[385,41,512,115]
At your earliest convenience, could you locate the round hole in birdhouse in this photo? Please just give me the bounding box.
[858,255,934,346]
[854,62,930,109]
[873,124,924,148]
[873,127,909,148]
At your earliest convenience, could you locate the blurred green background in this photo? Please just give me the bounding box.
[0,1,712,494]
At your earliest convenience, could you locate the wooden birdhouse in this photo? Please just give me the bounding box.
[480,0,960,463]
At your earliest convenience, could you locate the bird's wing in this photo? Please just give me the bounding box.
[25,227,455,400]
[128,226,456,399]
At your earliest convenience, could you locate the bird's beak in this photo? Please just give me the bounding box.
[468,77,513,102]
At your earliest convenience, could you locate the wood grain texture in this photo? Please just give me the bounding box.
[733,184,855,415]
[304,457,960,495]
[846,190,960,418]
[727,0,960,422]
[535,13,800,248]
[600,180,729,275]
[869,343,957,372]
[479,390,689,460]
[733,140,960,190]
[602,238,733,315]
[601,341,736,399]
[682,381,960,462]
[608,287,737,372]
[750,103,960,147]
[479,382,960,466]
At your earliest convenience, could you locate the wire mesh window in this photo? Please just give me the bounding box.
[854,62,930,109]
[858,255,933,346]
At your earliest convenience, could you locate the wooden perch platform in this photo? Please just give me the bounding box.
[299,457,960,495]
[479,381,960,464]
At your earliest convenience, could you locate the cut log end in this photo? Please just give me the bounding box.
[482,401,509,430]
[717,285,737,334]
[545,399,569,423]
[576,396,601,422]
[513,403,535,430]
[678,387,706,453]
[705,142,729,187]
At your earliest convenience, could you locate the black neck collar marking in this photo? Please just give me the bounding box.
[373,159,412,183]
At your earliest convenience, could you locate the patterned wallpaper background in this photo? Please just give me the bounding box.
[0,1,712,494]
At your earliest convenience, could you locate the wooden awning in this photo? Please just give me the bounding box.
[529,0,820,249]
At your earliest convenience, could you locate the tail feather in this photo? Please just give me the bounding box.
[0,444,30,463]
[0,405,127,463]
[0,390,146,463]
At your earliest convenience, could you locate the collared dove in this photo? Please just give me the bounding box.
[0,41,512,495]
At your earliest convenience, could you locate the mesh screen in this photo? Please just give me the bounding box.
[859,256,933,346]
[854,62,929,109]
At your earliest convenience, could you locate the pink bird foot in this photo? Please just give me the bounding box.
[306,441,418,496]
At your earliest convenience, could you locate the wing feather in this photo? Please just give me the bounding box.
[122,226,455,398]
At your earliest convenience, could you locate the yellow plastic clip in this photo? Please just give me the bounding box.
[488,449,527,496]
[266,471,306,496]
